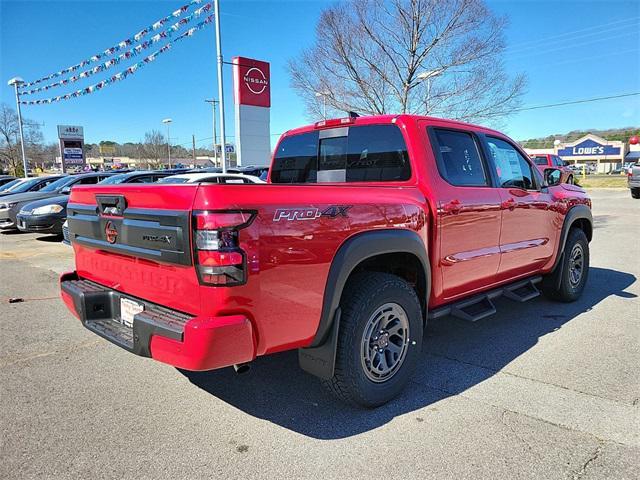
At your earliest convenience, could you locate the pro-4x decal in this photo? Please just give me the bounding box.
[273,205,351,222]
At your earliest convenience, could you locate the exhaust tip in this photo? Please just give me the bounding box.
[233,363,251,374]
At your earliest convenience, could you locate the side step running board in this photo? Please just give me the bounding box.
[429,276,542,322]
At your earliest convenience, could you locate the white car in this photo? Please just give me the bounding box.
[157,172,265,184]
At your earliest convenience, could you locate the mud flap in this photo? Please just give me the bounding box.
[298,308,341,380]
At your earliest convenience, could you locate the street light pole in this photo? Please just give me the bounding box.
[8,77,28,177]
[315,91,330,120]
[162,118,172,167]
[214,0,227,173]
[416,69,445,115]
[205,99,219,167]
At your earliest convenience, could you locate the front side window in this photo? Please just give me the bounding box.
[432,129,487,187]
[270,125,410,184]
[486,137,536,190]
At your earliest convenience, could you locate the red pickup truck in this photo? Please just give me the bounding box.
[530,153,575,184]
[60,114,592,407]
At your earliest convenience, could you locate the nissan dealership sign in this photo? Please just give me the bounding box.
[233,56,271,166]
[234,57,271,108]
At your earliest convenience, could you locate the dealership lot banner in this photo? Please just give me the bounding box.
[233,57,271,166]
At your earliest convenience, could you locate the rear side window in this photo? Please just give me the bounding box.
[270,125,410,183]
[78,176,100,185]
[432,129,488,186]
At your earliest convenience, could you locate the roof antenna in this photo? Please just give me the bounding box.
[348,111,360,118]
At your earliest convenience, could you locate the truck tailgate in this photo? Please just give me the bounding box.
[67,184,201,315]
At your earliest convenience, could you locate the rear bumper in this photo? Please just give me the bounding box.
[60,272,256,371]
[629,179,640,188]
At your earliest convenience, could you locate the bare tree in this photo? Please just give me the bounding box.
[289,0,526,124]
[0,103,45,175]
[142,130,166,168]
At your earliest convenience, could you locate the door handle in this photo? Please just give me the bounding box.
[443,199,461,215]
[501,198,516,211]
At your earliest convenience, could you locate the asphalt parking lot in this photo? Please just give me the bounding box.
[1,189,638,480]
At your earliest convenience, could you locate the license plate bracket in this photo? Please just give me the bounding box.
[119,297,144,328]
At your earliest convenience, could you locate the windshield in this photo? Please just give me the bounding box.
[157,177,189,184]
[4,177,43,193]
[40,176,74,192]
[99,174,129,185]
[0,179,22,191]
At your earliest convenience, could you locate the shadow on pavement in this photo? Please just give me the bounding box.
[179,267,636,439]
[35,234,63,242]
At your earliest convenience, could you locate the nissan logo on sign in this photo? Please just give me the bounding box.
[243,67,268,95]
[233,57,271,108]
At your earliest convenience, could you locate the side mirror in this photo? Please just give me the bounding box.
[544,168,562,187]
[60,186,71,195]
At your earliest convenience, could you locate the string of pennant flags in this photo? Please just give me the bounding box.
[20,2,212,96]
[20,0,206,89]
[20,15,215,105]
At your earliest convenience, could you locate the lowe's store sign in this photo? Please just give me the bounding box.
[558,139,620,157]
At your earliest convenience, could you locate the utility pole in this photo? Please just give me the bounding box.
[205,99,219,167]
[7,77,28,177]
[214,0,227,173]
[192,134,196,165]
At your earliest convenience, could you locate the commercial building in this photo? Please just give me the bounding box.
[525,133,638,173]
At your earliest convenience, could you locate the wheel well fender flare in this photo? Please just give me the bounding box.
[551,204,593,272]
[310,229,430,348]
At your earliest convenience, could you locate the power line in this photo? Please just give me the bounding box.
[505,16,639,51]
[487,92,640,117]
[505,31,639,61]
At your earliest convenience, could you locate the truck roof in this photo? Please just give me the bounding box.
[281,114,504,138]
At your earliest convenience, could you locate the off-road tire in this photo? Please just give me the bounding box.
[322,272,423,408]
[542,228,589,302]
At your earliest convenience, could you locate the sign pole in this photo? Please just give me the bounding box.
[11,82,29,178]
[205,99,218,167]
[214,0,227,173]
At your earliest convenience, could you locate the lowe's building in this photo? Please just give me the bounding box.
[526,134,639,173]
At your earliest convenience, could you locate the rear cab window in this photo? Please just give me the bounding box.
[270,124,411,183]
[533,156,549,166]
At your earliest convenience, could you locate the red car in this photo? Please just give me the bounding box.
[530,153,575,184]
[60,115,592,407]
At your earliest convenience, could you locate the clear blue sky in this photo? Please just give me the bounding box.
[1,0,638,148]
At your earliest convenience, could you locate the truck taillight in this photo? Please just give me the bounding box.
[193,211,255,286]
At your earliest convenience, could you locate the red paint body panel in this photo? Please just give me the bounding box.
[61,114,591,371]
[150,315,256,371]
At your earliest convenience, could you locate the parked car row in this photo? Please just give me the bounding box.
[0,167,268,241]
